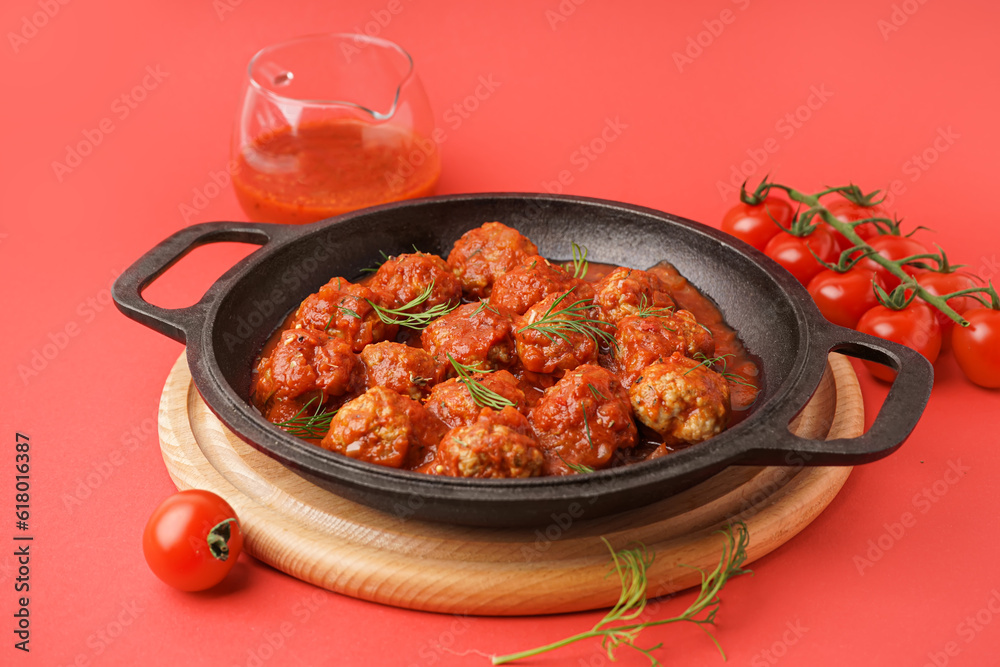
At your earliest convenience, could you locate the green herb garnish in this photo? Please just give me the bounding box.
[275,396,338,439]
[587,383,608,401]
[634,293,675,321]
[366,281,458,329]
[517,290,617,349]
[491,521,752,665]
[566,242,589,279]
[447,354,515,411]
[686,353,758,389]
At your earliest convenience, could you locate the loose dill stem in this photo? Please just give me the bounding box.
[517,291,617,348]
[765,182,970,326]
[491,522,752,665]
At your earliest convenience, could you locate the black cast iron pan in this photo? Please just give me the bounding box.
[113,194,932,527]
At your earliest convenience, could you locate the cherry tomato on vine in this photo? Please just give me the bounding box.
[951,308,1000,388]
[825,199,887,252]
[807,268,885,329]
[143,489,243,591]
[858,235,929,290]
[764,225,837,285]
[721,195,794,251]
[914,271,981,333]
[856,301,941,382]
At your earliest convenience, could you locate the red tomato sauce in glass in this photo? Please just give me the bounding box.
[233,118,440,225]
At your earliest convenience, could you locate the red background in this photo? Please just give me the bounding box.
[3,0,999,665]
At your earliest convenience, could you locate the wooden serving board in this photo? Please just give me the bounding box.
[158,352,862,616]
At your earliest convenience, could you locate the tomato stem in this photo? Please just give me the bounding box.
[208,518,239,561]
[765,180,971,326]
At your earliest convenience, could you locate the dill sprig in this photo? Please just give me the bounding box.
[470,300,501,317]
[491,521,752,665]
[565,242,589,279]
[634,293,675,321]
[517,290,617,349]
[447,354,516,411]
[587,383,608,401]
[559,455,595,474]
[359,249,392,274]
[686,353,758,389]
[366,280,458,329]
[581,401,595,450]
[274,396,338,439]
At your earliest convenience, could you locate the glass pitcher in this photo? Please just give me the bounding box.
[232,34,440,225]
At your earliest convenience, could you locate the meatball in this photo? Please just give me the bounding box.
[290,276,398,352]
[253,328,363,407]
[366,252,462,312]
[593,267,674,327]
[490,256,594,316]
[614,311,715,387]
[446,222,539,298]
[425,369,527,428]
[529,365,637,475]
[321,386,446,469]
[628,353,731,446]
[421,301,516,371]
[514,291,599,374]
[360,341,443,400]
[426,407,544,478]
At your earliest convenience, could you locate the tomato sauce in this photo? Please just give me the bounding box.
[233,118,440,225]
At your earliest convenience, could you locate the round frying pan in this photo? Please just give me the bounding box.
[113,194,932,527]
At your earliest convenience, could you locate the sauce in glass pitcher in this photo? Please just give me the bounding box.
[233,118,440,225]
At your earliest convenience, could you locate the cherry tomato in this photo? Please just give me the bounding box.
[721,196,794,251]
[858,235,928,290]
[807,267,885,329]
[143,489,243,591]
[825,199,887,252]
[856,301,941,382]
[951,308,1000,388]
[914,271,981,333]
[763,225,837,285]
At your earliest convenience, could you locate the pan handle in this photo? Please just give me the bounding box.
[112,221,296,344]
[743,325,933,465]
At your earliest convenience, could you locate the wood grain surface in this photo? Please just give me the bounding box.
[157,352,862,615]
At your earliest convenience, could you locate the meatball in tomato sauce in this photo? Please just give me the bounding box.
[529,365,637,475]
[592,267,674,327]
[490,256,594,316]
[321,386,446,469]
[514,291,599,374]
[366,252,462,312]
[446,222,539,299]
[425,407,544,478]
[360,341,443,400]
[425,369,527,428]
[290,276,397,352]
[614,311,715,387]
[628,353,730,446]
[253,329,363,422]
[421,302,516,371]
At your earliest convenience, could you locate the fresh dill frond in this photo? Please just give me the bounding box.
[447,354,516,411]
[687,353,758,389]
[359,249,392,273]
[634,293,675,321]
[517,290,617,349]
[587,383,608,401]
[581,401,594,450]
[274,396,338,439]
[366,280,458,329]
[491,521,752,665]
[566,242,589,279]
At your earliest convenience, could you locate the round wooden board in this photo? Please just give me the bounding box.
[158,352,861,616]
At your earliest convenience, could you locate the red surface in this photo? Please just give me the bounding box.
[3,1,999,665]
